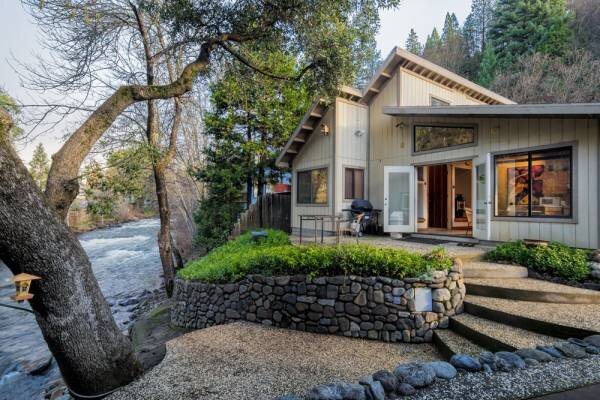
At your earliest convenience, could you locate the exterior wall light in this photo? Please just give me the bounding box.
[11,273,41,302]
[320,123,330,136]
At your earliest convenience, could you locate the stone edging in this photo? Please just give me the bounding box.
[274,335,600,400]
[171,266,465,343]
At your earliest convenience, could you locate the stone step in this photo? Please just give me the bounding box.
[464,295,600,339]
[433,329,486,359]
[450,313,559,352]
[466,278,600,304]
[461,261,528,279]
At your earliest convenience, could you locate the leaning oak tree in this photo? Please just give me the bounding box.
[2,0,401,396]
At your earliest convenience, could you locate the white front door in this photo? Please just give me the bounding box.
[473,154,491,240]
[384,166,415,233]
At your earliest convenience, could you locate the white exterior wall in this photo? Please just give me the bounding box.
[290,107,335,231]
[369,115,600,249]
[335,99,369,214]
[368,67,483,209]
[399,69,483,106]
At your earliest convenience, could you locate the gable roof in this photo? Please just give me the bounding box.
[275,87,360,168]
[276,47,516,167]
[361,47,515,105]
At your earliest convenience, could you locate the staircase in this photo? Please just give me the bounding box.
[434,259,600,359]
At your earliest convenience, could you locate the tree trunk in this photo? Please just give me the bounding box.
[0,110,141,396]
[154,165,176,295]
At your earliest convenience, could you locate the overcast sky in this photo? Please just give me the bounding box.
[0,0,472,162]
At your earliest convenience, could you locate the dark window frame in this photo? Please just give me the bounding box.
[344,167,364,200]
[493,146,573,219]
[296,167,328,205]
[412,123,478,154]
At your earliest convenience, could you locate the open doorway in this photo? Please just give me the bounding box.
[416,160,473,237]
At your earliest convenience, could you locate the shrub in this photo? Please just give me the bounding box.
[486,240,591,281]
[179,230,454,283]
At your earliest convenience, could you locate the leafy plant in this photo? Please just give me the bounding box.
[486,240,591,281]
[179,231,454,283]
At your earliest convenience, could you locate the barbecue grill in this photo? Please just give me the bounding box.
[349,200,374,233]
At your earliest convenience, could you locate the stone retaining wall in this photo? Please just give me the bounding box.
[171,267,465,343]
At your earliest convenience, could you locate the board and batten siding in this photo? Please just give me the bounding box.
[400,69,483,106]
[335,99,369,214]
[368,66,487,209]
[290,106,335,231]
[368,115,600,249]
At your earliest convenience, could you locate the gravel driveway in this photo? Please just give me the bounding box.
[108,322,442,400]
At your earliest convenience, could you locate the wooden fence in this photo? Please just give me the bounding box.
[231,192,291,237]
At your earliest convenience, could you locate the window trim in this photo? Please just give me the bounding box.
[430,95,450,106]
[296,166,329,206]
[411,123,478,155]
[343,166,365,200]
[491,142,578,224]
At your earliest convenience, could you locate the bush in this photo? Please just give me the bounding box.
[179,230,454,283]
[486,241,591,281]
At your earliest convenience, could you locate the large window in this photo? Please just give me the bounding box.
[413,125,476,153]
[297,168,328,204]
[495,147,572,218]
[344,168,364,199]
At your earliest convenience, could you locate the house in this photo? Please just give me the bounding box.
[276,47,600,249]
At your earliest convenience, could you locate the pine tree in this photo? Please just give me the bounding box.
[29,143,50,190]
[489,0,573,69]
[423,27,442,56]
[442,12,460,42]
[405,28,422,55]
[478,45,498,87]
[467,0,496,53]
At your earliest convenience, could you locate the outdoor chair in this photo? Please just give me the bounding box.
[337,213,365,244]
[465,207,473,235]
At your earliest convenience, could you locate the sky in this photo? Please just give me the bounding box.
[0,0,472,162]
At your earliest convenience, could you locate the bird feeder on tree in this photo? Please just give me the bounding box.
[10,273,41,302]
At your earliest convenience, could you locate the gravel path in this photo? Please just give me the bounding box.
[412,356,600,400]
[452,314,559,349]
[466,295,600,333]
[466,278,600,295]
[108,322,442,400]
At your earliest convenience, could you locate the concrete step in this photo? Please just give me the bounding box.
[433,329,487,359]
[450,313,559,352]
[465,278,600,304]
[462,261,528,279]
[464,295,600,339]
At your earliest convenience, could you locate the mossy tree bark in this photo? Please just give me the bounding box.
[0,109,142,396]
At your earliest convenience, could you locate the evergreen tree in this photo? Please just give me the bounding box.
[405,28,422,55]
[423,27,442,57]
[442,12,461,42]
[467,0,496,54]
[195,49,311,249]
[29,143,50,190]
[489,0,573,69]
[477,45,498,86]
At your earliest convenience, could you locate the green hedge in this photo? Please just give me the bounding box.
[179,230,454,283]
[485,241,591,281]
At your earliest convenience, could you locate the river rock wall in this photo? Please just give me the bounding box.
[171,267,465,343]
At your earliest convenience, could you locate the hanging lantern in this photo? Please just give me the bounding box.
[11,273,41,302]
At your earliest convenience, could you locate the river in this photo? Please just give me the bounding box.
[0,219,163,400]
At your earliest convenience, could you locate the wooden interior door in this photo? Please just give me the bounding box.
[427,164,448,228]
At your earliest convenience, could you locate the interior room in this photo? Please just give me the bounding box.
[417,160,473,236]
